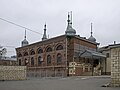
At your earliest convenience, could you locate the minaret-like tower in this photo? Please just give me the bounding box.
[88,23,96,42]
[42,24,47,41]
[21,29,29,47]
[65,11,76,36]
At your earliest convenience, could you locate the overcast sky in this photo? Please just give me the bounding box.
[0,0,120,56]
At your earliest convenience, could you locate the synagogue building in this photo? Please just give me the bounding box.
[16,13,106,77]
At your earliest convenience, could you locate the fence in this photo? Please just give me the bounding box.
[27,68,66,77]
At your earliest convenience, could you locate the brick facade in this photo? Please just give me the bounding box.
[16,35,98,77]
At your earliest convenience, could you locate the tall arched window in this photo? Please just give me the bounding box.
[31,57,34,66]
[47,55,51,64]
[56,45,63,50]
[24,52,28,56]
[19,59,21,65]
[25,58,28,65]
[30,50,35,55]
[38,56,42,65]
[57,53,62,64]
[46,47,52,52]
[37,48,43,54]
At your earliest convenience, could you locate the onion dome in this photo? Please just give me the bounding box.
[65,12,76,36]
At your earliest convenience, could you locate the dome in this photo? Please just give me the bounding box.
[22,39,29,46]
[65,12,76,36]
[65,25,76,36]
[88,35,96,42]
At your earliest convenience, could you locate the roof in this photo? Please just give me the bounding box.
[16,34,99,49]
[80,50,106,59]
[75,35,99,45]
[99,43,120,52]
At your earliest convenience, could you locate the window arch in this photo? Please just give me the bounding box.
[46,47,52,52]
[56,45,63,50]
[31,57,34,66]
[30,49,35,55]
[18,53,22,57]
[38,56,42,65]
[37,48,43,54]
[24,52,28,56]
[57,53,62,64]
[47,55,51,64]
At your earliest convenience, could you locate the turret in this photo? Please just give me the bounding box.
[21,29,29,47]
[42,24,47,41]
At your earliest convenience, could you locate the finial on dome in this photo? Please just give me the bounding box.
[44,23,46,30]
[70,11,72,26]
[25,29,26,39]
[91,23,93,36]
[88,23,96,42]
[67,12,70,25]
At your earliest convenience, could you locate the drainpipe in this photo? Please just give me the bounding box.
[65,36,68,76]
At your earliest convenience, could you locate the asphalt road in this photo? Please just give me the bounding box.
[0,76,119,90]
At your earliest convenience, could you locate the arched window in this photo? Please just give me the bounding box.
[38,56,42,65]
[18,53,22,57]
[25,58,29,65]
[37,48,43,54]
[47,55,51,64]
[31,57,34,66]
[19,59,21,65]
[56,45,63,50]
[30,50,35,55]
[46,47,52,52]
[24,52,28,56]
[57,53,62,64]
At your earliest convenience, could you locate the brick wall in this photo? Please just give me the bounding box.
[0,66,26,80]
[0,60,17,66]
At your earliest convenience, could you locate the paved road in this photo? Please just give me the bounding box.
[0,76,119,90]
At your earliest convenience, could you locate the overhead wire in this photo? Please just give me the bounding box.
[0,17,43,35]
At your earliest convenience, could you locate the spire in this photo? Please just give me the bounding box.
[25,29,26,39]
[70,11,72,27]
[21,29,29,47]
[65,11,76,36]
[67,12,70,25]
[42,23,47,41]
[91,23,93,36]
